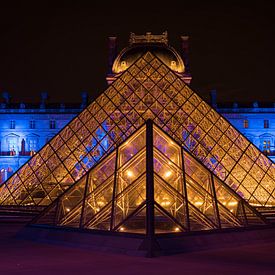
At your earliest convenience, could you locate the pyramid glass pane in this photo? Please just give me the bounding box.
[154,205,184,234]
[113,174,146,230]
[118,204,147,234]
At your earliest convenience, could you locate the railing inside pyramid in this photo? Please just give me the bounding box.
[0,52,274,211]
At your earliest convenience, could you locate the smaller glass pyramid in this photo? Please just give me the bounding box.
[32,120,267,234]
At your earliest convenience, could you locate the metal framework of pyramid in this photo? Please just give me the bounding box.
[32,120,266,234]
[0,51,275,212]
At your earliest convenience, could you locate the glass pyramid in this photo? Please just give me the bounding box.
[32,121,266,233]
[0,52,275,209]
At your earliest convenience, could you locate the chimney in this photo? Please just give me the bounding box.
[81,91,88,109]
[253,101,259,108]
[60,103,65,112]
[210,89,217,109]
[107,36,118,75]
[40,91,48,109]
[180,36,190,74]
[2,91,11,105]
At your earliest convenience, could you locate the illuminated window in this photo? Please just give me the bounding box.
[29,139,38,152]
[0,168,6,183]
[10,120,15,129]
[121,61,127,70]
[243,120,248,128]
[264,120,269,128]
[171,60,176,70]
[263,140,271,155]
[49,120,56,129]
[29,120,35,129]
[8,139,16,155]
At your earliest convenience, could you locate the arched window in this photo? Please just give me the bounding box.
[260,134,274,156]
[4,134,19,155]
[26,134,40,153]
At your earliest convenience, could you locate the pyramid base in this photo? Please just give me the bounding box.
[16,224,275,257]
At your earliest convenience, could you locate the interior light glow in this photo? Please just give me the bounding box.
[119,227,125,231]
[174,227,180,232]
[65,207,70,212]
[194,201,203,206]
[249,203,262,207]
[161,198,171,207]
[164,171,172,178]
[97,200,105,206]
[126,170,134,178]
[228,201,237,206]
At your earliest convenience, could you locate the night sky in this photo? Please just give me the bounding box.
[0,1,274,105]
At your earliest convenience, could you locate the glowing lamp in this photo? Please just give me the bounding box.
[161,198,171,207]
[164,171,172,178]
[228,201,237,206]
[97,200,105,206]
[194,201,203,206]
[126,170,134,178]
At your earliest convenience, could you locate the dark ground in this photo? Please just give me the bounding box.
[1,223,275,275]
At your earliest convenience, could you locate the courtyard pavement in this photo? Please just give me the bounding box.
[1,223,275,274]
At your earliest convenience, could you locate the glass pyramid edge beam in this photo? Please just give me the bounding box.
[145,119,156,254]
